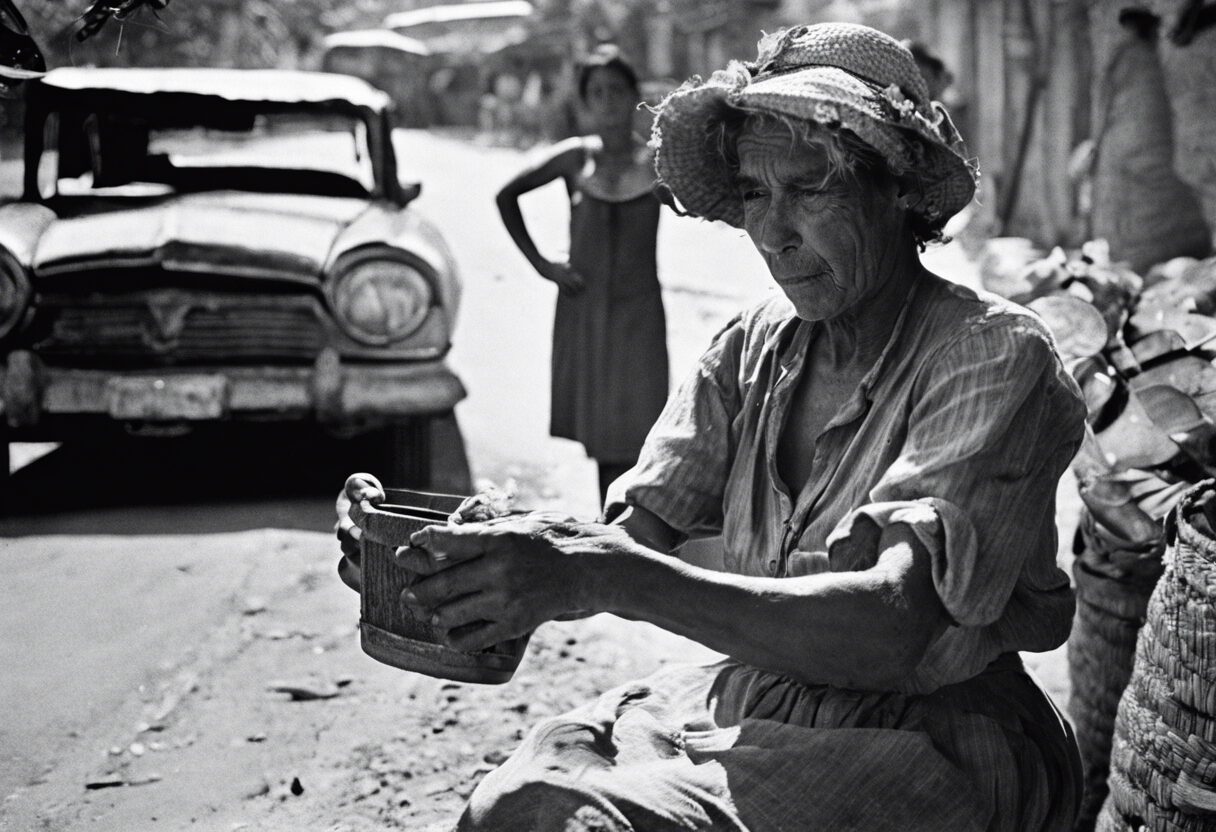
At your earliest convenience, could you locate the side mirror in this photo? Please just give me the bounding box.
[396,179,422,207]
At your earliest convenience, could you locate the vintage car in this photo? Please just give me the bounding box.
[0,67,469,492]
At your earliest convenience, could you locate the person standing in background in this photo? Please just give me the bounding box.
[494,45,669,504]
[1157,0,1216,236]
[904,39,953,102]
[1086,7,1211,272]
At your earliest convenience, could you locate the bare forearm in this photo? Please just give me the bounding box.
[581,530,947,690]
[495,192,548,274]
[609,504,683,554]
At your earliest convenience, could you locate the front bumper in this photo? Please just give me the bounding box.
[0,348,466,431]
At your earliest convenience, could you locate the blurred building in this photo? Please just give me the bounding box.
[384,0,536,53]
[356,0,1215,248]
[380,1,536,127]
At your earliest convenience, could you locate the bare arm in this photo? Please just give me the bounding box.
[609,503,683,555]
[495,137,587,291]
[583,521,950,690]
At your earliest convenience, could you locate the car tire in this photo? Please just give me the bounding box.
[371,411,471,495]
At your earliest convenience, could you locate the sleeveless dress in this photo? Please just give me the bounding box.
[550,143,669,465]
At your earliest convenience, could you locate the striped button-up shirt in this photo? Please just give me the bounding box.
[608,272,1087,694]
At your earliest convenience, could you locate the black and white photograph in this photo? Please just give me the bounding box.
[1,1,1215,829]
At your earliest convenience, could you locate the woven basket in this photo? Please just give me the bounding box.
[1136,612,1216,714]
[1072,558,1164,829]
[1136,632,1216,718]
[1115,680,1216,791]
[1100,766,1150,832]
[1099,481,1216,831]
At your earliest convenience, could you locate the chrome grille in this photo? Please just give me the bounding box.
[33,293,325,365]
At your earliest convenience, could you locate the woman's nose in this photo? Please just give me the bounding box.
[755,201,801,255]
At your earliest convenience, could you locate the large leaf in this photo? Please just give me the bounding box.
[1129,308,1216,351]
[1028,294,1108,363]
[1094,390,1180,470]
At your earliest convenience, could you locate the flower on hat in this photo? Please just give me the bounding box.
[813,101,840,125]
[748,25,809,78]
[882,84,917,120]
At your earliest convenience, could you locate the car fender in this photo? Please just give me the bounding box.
[0,203,56,268]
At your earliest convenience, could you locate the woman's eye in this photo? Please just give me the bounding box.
[741,189,766,201]
[798,188,845,209]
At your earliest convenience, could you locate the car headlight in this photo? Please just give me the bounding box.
[329,256,433,345]
[0,251,31,340]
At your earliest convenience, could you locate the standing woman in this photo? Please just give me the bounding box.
[495,46,669,505]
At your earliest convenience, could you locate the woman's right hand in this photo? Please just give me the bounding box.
[538,260,586,296]
[335,473,386,593]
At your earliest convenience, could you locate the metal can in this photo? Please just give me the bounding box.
[351,488,528,684]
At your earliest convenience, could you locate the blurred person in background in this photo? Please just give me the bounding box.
[494,44,668,504]
[1159,0,1216,236]
[1081,6,1211,272]
[492,67,523,146]
[904,39,953,102]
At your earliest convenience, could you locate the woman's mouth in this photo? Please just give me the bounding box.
[774,272,825,286]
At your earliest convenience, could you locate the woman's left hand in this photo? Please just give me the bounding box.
[396,515,625,651]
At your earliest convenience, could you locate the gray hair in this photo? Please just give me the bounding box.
[705,105,944,246]
[710,108,883,188]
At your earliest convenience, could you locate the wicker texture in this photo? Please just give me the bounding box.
[651,22,977,229]
[1072,559,1162,830]
[1098,481,1216,832]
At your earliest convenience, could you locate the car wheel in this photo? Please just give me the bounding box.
[370,411,471,494]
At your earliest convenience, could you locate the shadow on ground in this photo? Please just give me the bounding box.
[1,426,428,537]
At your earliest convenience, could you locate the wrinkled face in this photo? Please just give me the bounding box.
[581,66,636,132]
[735,119,907,321]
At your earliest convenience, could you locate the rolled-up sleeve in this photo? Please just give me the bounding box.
[604,316,745,539]
[826,317,1086,627]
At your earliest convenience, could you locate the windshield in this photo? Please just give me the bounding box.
[49,108,376,198]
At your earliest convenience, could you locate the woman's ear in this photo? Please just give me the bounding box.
[895,182,925,213]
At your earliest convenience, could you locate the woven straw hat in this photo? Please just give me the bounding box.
[651,23,978,228]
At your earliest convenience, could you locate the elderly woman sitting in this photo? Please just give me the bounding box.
[340,23,1085,831]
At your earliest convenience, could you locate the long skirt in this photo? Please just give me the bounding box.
[456,654,1082,831]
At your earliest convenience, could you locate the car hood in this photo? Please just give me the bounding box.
[33,192,372,281]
